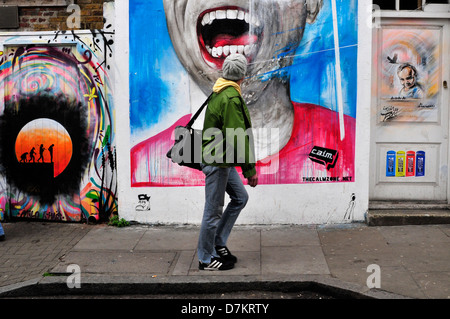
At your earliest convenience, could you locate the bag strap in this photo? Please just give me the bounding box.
[186,92,214,129]
[237,95,251,128]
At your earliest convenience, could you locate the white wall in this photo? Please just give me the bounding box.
[115,0,373,225]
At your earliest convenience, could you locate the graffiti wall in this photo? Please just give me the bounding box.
[0,3,116,222]
[129,0,358,188]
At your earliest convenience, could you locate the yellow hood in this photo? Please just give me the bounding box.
[213,77,242,95]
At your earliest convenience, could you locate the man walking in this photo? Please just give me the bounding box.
[198,54,258,271]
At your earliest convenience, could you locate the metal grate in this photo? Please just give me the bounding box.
[0,6,19,29]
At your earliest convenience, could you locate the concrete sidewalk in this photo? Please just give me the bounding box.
[0,221,449,299]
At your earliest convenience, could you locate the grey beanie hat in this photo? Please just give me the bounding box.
[222,53,247,81]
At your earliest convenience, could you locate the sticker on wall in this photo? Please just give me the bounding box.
[308,146,339,170]
[406,151,415,177]
[386,151,396,176]
[416,151,425,177]
[396,151,406,177]
[135,194,151,211]
[386,150,425,177]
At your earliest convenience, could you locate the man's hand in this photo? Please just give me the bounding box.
[247,174,258,188]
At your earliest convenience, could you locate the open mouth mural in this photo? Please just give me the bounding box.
[197,6,263,69]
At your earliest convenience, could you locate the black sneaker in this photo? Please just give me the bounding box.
[215,246,237,263]
[198,257,234,271]
[0,235,5,242]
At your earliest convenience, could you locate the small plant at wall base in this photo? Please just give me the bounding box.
[108,214,130,227]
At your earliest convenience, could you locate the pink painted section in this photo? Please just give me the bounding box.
[130,103,356,187]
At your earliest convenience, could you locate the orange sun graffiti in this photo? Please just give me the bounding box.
[15,118,73,178]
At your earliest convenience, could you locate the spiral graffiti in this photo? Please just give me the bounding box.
[0,30,116,222]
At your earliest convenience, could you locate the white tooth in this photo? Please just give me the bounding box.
[202,13,210,26]
[227,9,238,19]
[223,46,230,56]
[206,46,211,54]
[209,11,216,23]
[216,10,226,19]
[244,45,251,56]
[244,12,249,23]
[238,45,244,54]
[212,47,218,57]
[237,11,245,20]
[216,46,223,56]
[230,45,237,54]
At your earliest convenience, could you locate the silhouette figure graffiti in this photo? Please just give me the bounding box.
[29,147,36,163]
[48,144,55,163]
[20,152,28,163]
[37,144,46,162]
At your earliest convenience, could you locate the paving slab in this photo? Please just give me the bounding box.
[318,225,390,255]
[226,227,261,252]
[438,224,450,237]
[172,250,196,276]
[0,222,91,287]
[376,266,427,299]
[134,227,198,251]
[377,224,450,244]
[262,246,330,275]
[392,244,450,273]
[261,226,320,247]
[72,225,146,251]
[411,271,450,299]
[51,251,176,275]
[325,257,426,299]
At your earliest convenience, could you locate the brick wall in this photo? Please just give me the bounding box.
[13,0,111,32]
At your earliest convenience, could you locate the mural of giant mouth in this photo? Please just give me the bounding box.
[197,6,263,69]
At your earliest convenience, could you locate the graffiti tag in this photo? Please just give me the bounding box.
[135,194,151,211]
[381,106,400,121]
[308,146,339,170]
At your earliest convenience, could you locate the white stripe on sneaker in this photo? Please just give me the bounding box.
[217,248,229,255]
[208,260,222,269]
[199,257,234,271]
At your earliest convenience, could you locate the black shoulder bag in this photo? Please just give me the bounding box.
[166,93,213,171]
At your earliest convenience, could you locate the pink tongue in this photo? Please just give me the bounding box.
[211,33,257,47]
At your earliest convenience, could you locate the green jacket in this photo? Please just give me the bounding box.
[202,86,256,178]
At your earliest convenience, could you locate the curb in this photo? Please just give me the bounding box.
[0,274,410,299]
